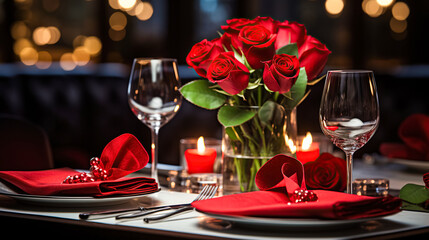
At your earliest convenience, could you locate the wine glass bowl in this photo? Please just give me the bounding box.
[128,58,182,183]
[319,70,379,194]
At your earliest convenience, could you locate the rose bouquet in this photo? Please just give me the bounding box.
[181,16,331,192]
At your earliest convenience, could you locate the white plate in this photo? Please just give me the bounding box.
[198,211,385,230]
[0,181,160,207]
[387,157,429,171]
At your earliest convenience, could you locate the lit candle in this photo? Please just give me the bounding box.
[185,136,217,174]
[296,132,320,164]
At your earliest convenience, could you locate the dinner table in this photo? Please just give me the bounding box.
[1,157,429,240]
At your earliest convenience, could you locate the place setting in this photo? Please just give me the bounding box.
[1,9,429,239]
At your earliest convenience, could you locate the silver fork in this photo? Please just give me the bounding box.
[143,185,218,223]
[116,185,217,220]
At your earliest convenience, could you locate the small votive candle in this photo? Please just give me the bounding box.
[184,136,217,174]
[296,132,320,164]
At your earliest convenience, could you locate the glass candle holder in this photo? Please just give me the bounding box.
[180,137,222,174]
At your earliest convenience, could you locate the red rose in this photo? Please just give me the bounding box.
[212,32,241,52]
[275,21,307,50]
[221,18,257,34]
[207,51,250,95]
[263,54,300,94]
[303,153,347,192]
[186,39,223,78]
[239,25,277,69]
[298,35,331,80]
[254,16,280,33]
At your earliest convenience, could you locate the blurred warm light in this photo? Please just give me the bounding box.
[109,12,127,31]
[19,47,38,66]
[60,53,77,71]
[118,0,136,10]
[72,46,91,66]
[197,136,206,154]
[127,1,144,16]
[302,132,313,151]
[390,17,407,33]
[33,27,50,45]
[35,51,52,69]
[376,0,394,7]
[325,0,344,16]
[73,35,87,48]
[13,38,33,55]
[33,26,61,45]
[285,135,296,154]
[363,0,383,17]
[109,28,126,41]
[11,21,30,40]
[42,0,60,12]
[109,0,121,9]
[136,2,153,21]
[46,26,61,44]
[392,2,410,21]
[83,36,102,55]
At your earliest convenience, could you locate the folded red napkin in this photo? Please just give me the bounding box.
[380,114,429,161]
[0,134,158,197]
[192,155,402,219]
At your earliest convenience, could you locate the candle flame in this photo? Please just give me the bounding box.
[197,136,205,154]
[302,132,313,151]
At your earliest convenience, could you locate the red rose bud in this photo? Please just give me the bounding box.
[263,54,300,94]
[186,39,224,78]
[207,51,250,95]
[239,25,277,69]
[275,21,308,50]
[424,172,429,189]
[298,35,331,81]
[304,153,347,192]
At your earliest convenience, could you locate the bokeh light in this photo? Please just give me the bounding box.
[136,2,153,21]
[35,51,52,69]
[362,0,384,18]
[11,21,30,40]
[83,36,102,55]
[19,47,38,66]
[390,17,407,33]
[392,2,410,21]
[60,53,76,71]
[376,0,394,7]
[72,46,91,66]
[109,12,127,31]
[118,0,136,10]
[13,38,33,55]
[325,0,344,16]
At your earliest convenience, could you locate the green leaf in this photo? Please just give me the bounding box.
[217,105,256,127]
[224,127,241,142]
[276,43,298,58]
[399,183,429,204]
[180,80,227,110]
[258,101,286,127]
[284,67,308,110]
[401,201,429,212]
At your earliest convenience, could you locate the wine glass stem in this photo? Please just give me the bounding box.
[345,152,353,194]
[150,127,160,183]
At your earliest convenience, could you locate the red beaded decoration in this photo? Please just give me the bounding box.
[289,189,318,203]
[424,172,429,189]
[62,157,109,184]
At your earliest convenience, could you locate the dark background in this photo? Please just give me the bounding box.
[0,0,428,168]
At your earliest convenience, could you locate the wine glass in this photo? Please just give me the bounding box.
[128,58,182,183]
[319,70,379,194]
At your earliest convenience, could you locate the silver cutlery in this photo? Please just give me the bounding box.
[143,185,218,223]
[79,185,214,220]
[116,185,218,220]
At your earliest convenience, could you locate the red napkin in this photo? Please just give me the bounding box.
[380,114,429,161]
[192,155,402,219]
[0,134,158,197]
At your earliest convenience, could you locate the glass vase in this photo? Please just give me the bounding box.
[221,106,297,194]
